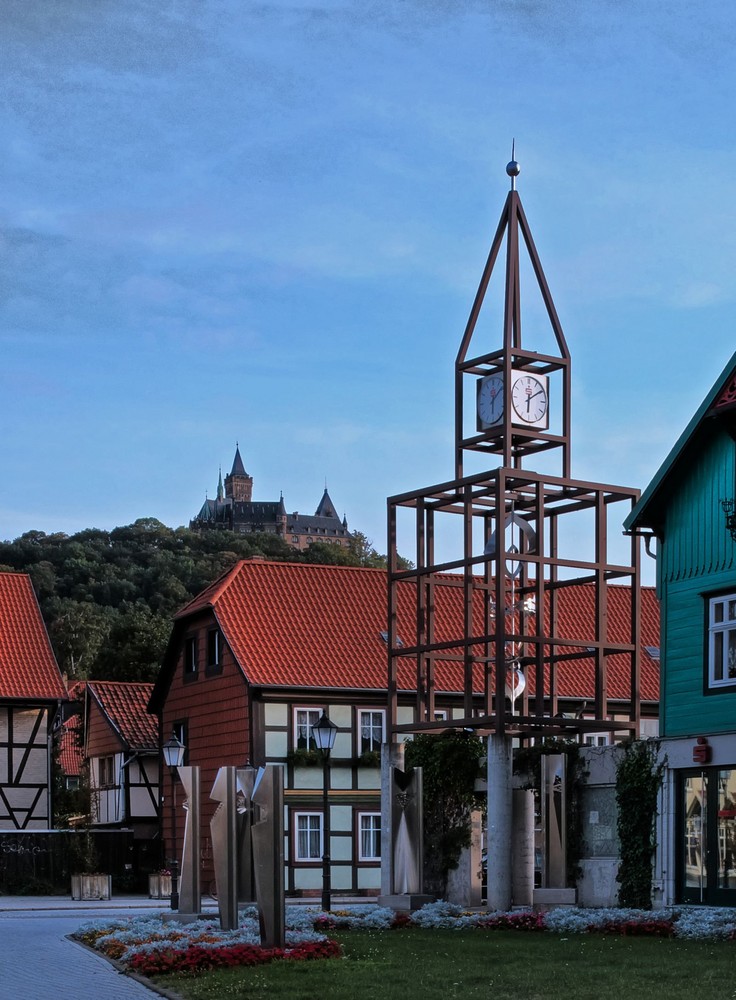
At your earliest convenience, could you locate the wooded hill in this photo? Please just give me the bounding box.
[0,519,400,683]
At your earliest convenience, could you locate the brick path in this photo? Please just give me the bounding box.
[0,898,183,1000]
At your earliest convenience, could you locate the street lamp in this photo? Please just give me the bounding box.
[162,731,186,910]
[312,711,338,912]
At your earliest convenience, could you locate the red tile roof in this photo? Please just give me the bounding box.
[58,716,83,777]
[174,560,660,704]
[0,572,66,701]
[88,681,158,751]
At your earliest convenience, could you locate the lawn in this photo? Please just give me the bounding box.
[155,928,736,1000]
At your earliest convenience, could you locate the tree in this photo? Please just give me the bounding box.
[404,732,485,897]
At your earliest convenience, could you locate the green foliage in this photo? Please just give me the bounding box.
[615,739,666,909]
[0,519,411,682]
[286,748,322,767]
[160,929,736,1000]
[404,732,485,896]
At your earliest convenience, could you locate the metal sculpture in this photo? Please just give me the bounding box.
[210,766,240,930]
[390,766,423,895]
[251,764,285,947]
[177,765,201,915]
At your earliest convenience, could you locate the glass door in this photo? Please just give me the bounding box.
[679,769,736,905]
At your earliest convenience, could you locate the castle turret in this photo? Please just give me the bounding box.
[224,445,253,502]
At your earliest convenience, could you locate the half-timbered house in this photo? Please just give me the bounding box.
[149,558,660,898]
[83,681,160,843]
[0,571,66,830]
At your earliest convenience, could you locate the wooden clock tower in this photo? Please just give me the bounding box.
[386,155,642,747]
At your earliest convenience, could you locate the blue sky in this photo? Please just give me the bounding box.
[2,1,735,575]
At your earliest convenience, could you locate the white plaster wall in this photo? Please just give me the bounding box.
[358,867,381,890]
[264,704,288,727]
[266,731,288,758]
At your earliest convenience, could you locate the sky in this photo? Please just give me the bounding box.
[2,1,736,579]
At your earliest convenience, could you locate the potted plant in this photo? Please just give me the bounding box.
[148,868,172,899]
[70,829,112,901]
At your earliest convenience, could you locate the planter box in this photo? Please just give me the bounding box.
[149,874,172,899]
[71,874,112,901]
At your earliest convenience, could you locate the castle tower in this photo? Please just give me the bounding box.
[224,445,253,503]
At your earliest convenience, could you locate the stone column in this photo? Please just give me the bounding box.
[486,733,513,911]
[511,788,535,908]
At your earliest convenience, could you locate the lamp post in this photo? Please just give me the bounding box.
[162,731,186,911]
[312,711,338,912]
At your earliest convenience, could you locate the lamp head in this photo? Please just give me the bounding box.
[163,731,186,769]
[312,711,338,753]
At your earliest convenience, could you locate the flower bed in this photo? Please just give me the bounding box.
[73,901,736,978]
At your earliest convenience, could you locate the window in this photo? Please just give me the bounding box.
[433,709,448,721]
[207,628,223,673]
[709,594,736,688]
[295,812,322,861]
[99,755,114,787]
[358,710,385,753]
[358,812,381,862]
[294,708,322,750]
[172,720,188,764]
[184,635,198,677]
[583,734,610,747]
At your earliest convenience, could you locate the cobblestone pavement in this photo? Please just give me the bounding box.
[0,900,176,1000]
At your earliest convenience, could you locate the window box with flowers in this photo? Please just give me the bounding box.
[148,869,172,899]
[355,749,381,768]
[286,748,322,768]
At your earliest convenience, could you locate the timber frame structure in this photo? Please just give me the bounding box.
[387,163,642,744]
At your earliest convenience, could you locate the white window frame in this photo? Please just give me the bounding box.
[184,635,198,676]
[294,707,322,751]
[358,812,381,862]
[207,628,223,671]
[98,755,115,788]
[708,593,736,688]
[358,709,385,754]
[294,811,323,861]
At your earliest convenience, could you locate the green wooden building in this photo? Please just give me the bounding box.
[625,351,736,906]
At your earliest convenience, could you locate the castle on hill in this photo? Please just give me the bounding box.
[190,445,351,552]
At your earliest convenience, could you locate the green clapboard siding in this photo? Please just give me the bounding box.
[659,429,736,736]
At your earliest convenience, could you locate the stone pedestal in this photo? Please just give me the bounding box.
[377,893,434,911]
[533,887,577,911]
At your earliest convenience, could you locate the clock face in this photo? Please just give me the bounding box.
[477,374,504,428]
[511,373,549,427]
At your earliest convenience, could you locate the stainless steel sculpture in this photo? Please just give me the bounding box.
[251,764,285,948]
[541,753,566,887]
[177,765,201,915]
[210,766,240,930]
[235,766,256,903]
[391,766,423,895]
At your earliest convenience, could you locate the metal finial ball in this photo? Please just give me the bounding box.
[506,159,521,177]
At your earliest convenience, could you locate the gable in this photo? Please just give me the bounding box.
[626,351,736,535]
[88,681,158,751]
[0,573,66,701]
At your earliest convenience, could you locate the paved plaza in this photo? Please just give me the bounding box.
[0,896,198,1000]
